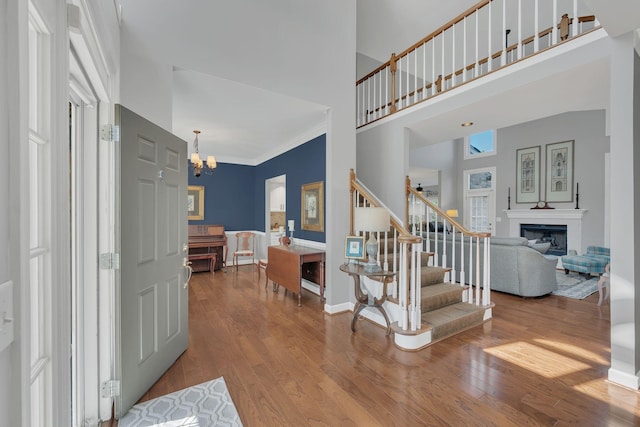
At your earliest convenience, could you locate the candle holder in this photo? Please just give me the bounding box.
[507,187,511,210]
[289,229,294,245]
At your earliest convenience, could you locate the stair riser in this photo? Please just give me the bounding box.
[421,288,463,312]
[427,310,485,341]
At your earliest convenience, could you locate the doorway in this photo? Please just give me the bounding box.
[265,175,287,248]
[463,167,496,234]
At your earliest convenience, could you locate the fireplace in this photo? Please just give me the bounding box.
[520,224,568,256]
[505,209,587,268]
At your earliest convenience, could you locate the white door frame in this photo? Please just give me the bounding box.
[67,1,115,424]
[265,174,286,249]
[463,167,496,234]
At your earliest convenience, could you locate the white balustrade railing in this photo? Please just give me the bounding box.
[350,170,423,332]
[348,170,492,334]
[407,183,492,308]
[356,0,599,127]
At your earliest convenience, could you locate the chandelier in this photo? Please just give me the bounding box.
[190,130,216,177]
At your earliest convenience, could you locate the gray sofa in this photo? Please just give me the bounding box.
[426,235,558,297]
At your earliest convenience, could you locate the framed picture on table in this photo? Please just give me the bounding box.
[344,235,365,259]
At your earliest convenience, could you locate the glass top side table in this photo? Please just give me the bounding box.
[339,263,397,335]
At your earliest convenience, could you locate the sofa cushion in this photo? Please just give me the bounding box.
[528,241,551,254]
[491,237,528,246]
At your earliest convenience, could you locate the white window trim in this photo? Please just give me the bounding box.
[463,130,497,160]
[463,167,497,235]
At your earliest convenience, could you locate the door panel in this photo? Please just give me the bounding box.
[115,105,189,417]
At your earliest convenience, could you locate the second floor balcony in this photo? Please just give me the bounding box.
[356,0,600,128]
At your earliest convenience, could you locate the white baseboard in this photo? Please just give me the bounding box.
[324,301,353,314]
[608,368,640,390]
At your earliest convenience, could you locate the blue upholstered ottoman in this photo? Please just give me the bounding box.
[561,255,608,276]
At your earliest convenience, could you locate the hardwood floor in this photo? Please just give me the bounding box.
[130,266,638,426]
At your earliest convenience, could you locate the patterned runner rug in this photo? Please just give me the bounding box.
[552,271,599,299]
[118,377,243,427]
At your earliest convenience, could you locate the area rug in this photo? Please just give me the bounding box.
[118,377,243,427]
[552,271,599,299]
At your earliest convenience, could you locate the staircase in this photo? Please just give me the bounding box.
[350,169,493,350]
[384,247,489,346]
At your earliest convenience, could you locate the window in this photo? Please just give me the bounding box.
[464,130,496,159]
[463,167,496,234]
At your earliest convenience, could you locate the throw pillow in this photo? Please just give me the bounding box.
[528,241,551,254]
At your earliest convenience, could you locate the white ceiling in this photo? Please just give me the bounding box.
[119,0,636,165]
[172,68,328,165]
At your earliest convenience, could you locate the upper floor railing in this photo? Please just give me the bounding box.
[356,0,599,127]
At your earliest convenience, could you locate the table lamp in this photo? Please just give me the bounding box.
[445,209,458,234]
[354,207,390,272]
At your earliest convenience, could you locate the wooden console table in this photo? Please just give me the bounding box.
[339,263,396,335]
[267,244,325,307]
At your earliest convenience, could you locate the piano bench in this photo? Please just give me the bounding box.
[188,253,218,273]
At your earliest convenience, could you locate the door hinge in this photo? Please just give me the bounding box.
[100,124,120,142]
[101,380,121,398]
[99,252,120,270]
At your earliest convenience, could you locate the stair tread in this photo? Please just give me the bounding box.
[423,301,486,326]
[422,302,487,341]
[421,282,463,297]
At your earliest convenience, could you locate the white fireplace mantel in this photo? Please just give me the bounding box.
[504,209,587,221]
[503,209,588,254]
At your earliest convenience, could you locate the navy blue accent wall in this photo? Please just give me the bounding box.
[188,162,255,231]
[256,135,326,243]
[188,134,326,243]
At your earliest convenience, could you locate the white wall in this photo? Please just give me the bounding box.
[0,0,12,422]
[119,0,357,307]
[608,31,640,390]
[356,122,408,216]
[410,140,458,212]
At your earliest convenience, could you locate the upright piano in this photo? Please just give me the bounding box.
[188,224,228,272]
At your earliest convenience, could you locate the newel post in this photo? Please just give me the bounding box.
[390,53,398,113]
[349,169,356,235]
[405,175,411,227]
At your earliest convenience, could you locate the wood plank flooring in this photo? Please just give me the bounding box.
[121,267,638,426]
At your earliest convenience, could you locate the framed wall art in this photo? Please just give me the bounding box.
[545,140,574,203]
[344,235,365,259]
[516,146,540,203]
[187,185,205,220]
[301,181,324,232]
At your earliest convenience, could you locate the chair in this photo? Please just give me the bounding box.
[258,258,268,287]
[233,232,256,272]
[597,263,610,306]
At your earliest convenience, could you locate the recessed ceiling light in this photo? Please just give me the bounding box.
[461,122,474,127]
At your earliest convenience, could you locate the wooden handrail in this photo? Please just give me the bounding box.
[350,170,421,244]
[356,1,601,130]
[407,185,490,239]
[359,21,601,127]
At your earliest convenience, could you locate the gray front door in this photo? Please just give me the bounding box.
[115,105,189,416]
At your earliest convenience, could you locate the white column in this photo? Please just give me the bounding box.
[608,32,640,390]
